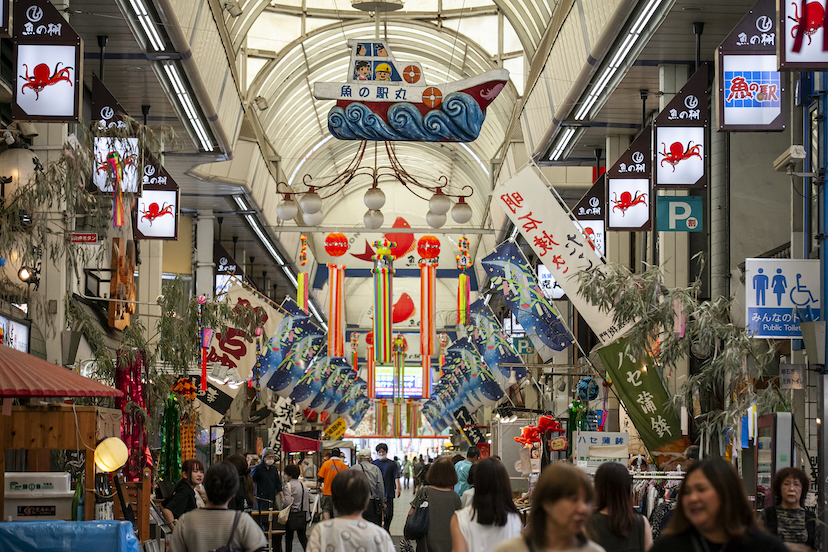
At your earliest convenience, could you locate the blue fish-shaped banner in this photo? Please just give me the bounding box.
[481,241,573,359]
[466,297,527,385]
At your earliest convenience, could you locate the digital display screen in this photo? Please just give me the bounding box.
[374,364,423,398]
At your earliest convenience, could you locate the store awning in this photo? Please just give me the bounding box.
[281,433,321,453]
[0,345,122,398]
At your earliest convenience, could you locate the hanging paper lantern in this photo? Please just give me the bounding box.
[366,332,374,346]
[417,235,441,260]
[324,232,349,257]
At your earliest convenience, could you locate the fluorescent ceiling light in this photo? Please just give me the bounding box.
[574,0,664,121]
[128,0,165,52]
[245,213,285,265]
[234,195,248,211]
[550,128,576,161]
[163,63,214,152]
[289,135,334,186]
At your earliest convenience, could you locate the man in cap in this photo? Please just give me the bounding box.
[354,448,385,526]
[252,447,284,511]
[317,447,348,519]
[372,442,401,531]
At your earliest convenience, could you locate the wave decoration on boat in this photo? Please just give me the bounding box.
[312,39,508,143]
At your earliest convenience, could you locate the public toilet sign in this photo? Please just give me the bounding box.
[654,64,709,189]
[745,258,820,339]
[717,0,785,131]
[13,0,83,122]
[606,125,652,231]
[655,196,703,232]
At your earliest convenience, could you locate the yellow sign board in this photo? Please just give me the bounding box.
[324,417,347,440]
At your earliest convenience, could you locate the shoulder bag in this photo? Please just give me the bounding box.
[210,510,243,552]
[277,481,292,525]
[403,487,429,540]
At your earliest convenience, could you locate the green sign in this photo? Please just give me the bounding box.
[513,337,534,355]
[598,338,690,466]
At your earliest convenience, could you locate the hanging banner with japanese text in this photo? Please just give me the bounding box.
[13,0,83,122]
[654,64,709,189]
[196,285,283,428]
[717,0,784,131]
[480,241,573,359]
[597,338,691,468]
[494,166,633,345]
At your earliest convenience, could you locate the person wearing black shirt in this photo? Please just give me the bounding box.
[651,459,787,552]
[162,459,205,524]
[251,448,284,511]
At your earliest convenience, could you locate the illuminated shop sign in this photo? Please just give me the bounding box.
[605,125,652,231]
[374,364,423,398]
[134,155,180,240]
[91,74,128,130]
[12,0,82,122]
[574,175,605,220]
[653,64,708,189]
[777,0,828,69]
[93,137,140,193]
[717,0,785,131]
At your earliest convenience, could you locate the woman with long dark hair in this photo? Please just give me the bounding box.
[226,453,255,512]
[588,462,652,552]
[450,458,522,552]
[408,456,462,552]
[650,459,787,552]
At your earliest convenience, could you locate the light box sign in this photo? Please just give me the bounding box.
[717,0,785,131]
[93,137,139,193]
[13,0,83,122]
[374,364,424,398]
[0,314,30,353]
[91,73,128,130]
[537,264,565,300]
[606,126,652,232]
[573,175,605,221]
[133,154,180,240]
[655,196,703,232]
[654,64,709,189]
[778,0,828,69]
[745,258,820,339]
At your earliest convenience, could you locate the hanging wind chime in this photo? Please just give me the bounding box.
[325,232,348,356]
[456,237,472,324]
[418,236,440,400]
[373,238,395,363]
[297,234,309,313]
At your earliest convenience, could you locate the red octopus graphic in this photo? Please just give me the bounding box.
[789,1,825,45]
[20,62,73,99]
[660,141,702,172]
[612,191,647,216]
[140,202,174,225]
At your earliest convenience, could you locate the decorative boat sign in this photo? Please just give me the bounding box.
[313,40,508,142]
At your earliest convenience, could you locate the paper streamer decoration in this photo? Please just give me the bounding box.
[457,273,470,324]
[197,295,207,390]
[438,333,449,377]
[393,401,403,438]
[422,354,431,399]
[366,332,376,398]
[350,332,359,373]
[159,395,181,483]
[406,401,420,437]
[115,349,149,481]
[419,261,436,357]
[392,334,407,401]
[373,239,396,363]
[375,399,388,435]
[108,151,126,227]
[297,272,309,313]
[180,417,195,462]
[328,264,346,356]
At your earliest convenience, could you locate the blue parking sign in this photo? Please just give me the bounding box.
[745,259,820,339]
[656,196,703,232]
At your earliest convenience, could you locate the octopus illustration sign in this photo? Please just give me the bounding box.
[606,124,652,231]
[717,0,785,131]
[133,156,180,240]
[654,64,709,189]
[12,0,83,122]
[778,0,828,69]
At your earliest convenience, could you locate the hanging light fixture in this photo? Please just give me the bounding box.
[426,210,446,229]
[428,187,451,216]
[364,183,386,210]
[276,194,298,220]
[274,141,474,225]
[451,196,472,224]
[299,187,322,214]
[364,209,384,229]
[303,210,324,226]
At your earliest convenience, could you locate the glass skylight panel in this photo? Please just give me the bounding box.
[248,12,302,51]
[246,58,268,89]
[503,57,525,96]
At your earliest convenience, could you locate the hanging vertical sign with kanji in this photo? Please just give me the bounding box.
[134,154,180,240]
[494,165,634,345]
[597,337,691,468]
[717,0,785,131]
[654,64,709,189]
[573,175,607,257]
[13,0,83,122]
[606,126,652,231]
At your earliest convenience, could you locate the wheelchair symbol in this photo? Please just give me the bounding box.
[790,273,819,306]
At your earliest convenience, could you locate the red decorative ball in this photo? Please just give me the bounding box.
[417,235,441,260]
[365,332,374,346]
[324,232,349,257]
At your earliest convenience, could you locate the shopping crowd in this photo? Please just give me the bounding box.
[159,444,815,552]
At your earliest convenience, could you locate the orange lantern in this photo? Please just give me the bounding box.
[417,235,441,260]
[324,232,349,257]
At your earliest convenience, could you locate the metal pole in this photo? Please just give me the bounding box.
[818,71,828,533]
[97,36,107,82]
[693,22,704,71]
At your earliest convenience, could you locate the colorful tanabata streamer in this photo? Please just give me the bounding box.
[372,239,395,363]
[456,236,472,324]
[375,399,388,435]
[297,273,309,314]
[393,401,403,438]
[350,332,359,373]
[159,395,181,483]
[115,349,149,481]
[328,263,345,356]
[406,401,420,437]
[366,336,376,398]
[108,151,127,227]
[420,262,436,398]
